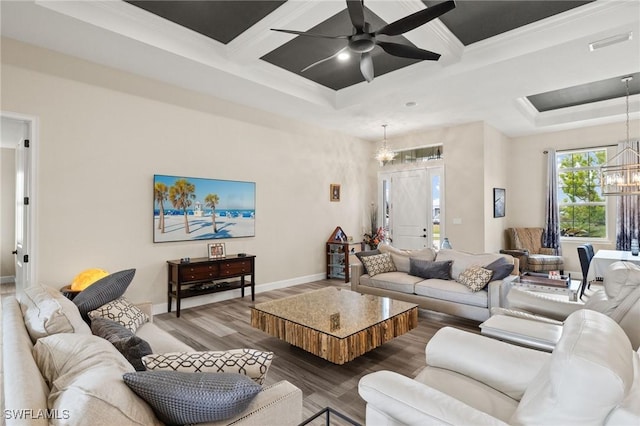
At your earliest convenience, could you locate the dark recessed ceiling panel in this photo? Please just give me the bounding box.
[125,0,286,44]
[423,0,593,45]
[261,8,422,91]
[527,73,640,112]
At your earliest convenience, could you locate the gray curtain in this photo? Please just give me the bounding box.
[615,140,640,250]
[542,148,561,254]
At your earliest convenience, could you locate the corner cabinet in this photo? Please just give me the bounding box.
[167,255,255,317]
[326,226,364,283]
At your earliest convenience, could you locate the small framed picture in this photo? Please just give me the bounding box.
[208,242,226,259]
[330,184,341,202]
[493,188,505,218]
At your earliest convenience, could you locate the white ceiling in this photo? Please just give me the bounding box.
[1,0,639,141]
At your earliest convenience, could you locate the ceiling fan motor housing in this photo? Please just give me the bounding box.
[349,33,376,53]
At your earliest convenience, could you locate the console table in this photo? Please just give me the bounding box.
[167,255,255,317]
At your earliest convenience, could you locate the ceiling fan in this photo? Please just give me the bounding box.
[271,0,456,83]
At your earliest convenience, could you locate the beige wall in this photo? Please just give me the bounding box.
[1,38,374,309]
[1,147,16,280]
[483,123,511,253]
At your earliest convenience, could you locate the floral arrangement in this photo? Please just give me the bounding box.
[364,226,386,249]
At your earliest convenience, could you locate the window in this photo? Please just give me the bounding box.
[557,148,607,238]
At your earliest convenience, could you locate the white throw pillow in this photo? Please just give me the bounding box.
[88,297,149,333]
[360,253,397,277]
[457,266,493,292]
[142,349,274,385]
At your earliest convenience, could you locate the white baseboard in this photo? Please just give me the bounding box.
[151,273,327,316]
[1,276,16,284]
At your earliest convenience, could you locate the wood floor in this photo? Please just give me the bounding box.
[154,280,482,424]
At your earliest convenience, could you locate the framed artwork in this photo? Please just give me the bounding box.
[153,174,255,243]
[330,184,341,202]
[493,188,505,218]
[208,242,226,259]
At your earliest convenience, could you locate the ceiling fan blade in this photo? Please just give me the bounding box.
[301,47,350,72]
[346,0,366,32]
[360,52,374,83]
[375,0,455,36]
[377,41,441,61]
[271,28,349,39]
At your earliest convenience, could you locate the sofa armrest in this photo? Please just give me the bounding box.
[359,371,508,426]
[425,327,549,400]
[350,262,363,289]
[200,380,302,426]
[506,287,584,321]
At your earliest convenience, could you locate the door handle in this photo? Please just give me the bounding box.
[420,234,427,238]
[12,250,18,255]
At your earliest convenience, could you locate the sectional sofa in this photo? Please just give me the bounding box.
[3,283,302,426]
[350,245,519,322]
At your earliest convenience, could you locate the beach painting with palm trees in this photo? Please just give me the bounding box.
[153,174,255,242]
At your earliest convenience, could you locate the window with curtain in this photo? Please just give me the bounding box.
[557,148,608,238]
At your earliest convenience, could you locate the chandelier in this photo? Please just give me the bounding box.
[375,124,396,166]
[601,76,640,196]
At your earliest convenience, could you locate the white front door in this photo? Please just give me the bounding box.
[391,169,430,250]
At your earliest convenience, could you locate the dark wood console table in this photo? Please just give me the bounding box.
[167,255,255,317]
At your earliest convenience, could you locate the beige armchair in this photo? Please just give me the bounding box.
[501,227,564,273]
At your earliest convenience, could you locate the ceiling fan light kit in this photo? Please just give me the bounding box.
[271,0,456,83]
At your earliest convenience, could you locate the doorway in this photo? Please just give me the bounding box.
[379,166,444,250]
[1,112,36,293]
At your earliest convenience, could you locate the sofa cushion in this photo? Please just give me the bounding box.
[484,257,515,281]
[361,253,397,277]
[88,297,149,333]
[414,279,488,308]
[91,317,152,371]
[603,261,640,303]
[409,259,452,280]
[366,272,423,294]
[457,266,493,292]
[355,249,380,275]
[73,268,136,321]
[511,310,634,425]
[378,245,436,273]
[435,250,504,281]
[18,284,91,343]
[123,371,261,425]
[32,333,161,425]
[142,349,273,385]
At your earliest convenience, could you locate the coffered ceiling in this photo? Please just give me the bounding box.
[1,1,639,141]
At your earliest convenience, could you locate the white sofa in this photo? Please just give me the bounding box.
[3,285,303,426]
[358,309,640,425]
[350,245,519,321]
[483,260,640,351]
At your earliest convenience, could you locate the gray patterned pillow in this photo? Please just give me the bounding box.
[73,269,136,322]
[360,252,397,277]
[88,297,148,333]
[458,266,493,292]
[123,371,261,424]
[142,349,273,385]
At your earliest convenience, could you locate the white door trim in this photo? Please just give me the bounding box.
[2,110,39,289]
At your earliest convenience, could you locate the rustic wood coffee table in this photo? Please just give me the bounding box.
[251,287,418,365]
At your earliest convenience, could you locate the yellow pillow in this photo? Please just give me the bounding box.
[70,268,109,291]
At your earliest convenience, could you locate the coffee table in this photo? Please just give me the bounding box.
[251,287,418,365]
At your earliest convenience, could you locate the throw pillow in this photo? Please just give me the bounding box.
[355,249,380,275]
[73,268,136,322]
[458,266,494,292]
[123,371,261,425]
[409,259,453,280]
[360,252,397,277]
[88,297,149,333]
[18,284,91,343]
[484,257,515,281]
[32,333,159,425]
[142,349,273,385]
[91,317,152,371]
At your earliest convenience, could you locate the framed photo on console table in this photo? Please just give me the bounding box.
[493,188,505,218]
[208,243,226,259]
